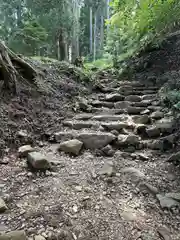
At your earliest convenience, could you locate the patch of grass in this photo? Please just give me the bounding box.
[30,56,59,63]
[85,58,113,70]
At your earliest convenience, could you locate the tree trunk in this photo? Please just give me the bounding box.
[100,15,104,50]
[0,41,37,93]
[90,7,93,55]
[93,13,97,61]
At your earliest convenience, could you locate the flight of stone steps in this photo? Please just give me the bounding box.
[52,80,177,155]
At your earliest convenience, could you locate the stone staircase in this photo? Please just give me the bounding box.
[53,80,177,155]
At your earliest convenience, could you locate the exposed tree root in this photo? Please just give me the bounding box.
[0,41,38,93]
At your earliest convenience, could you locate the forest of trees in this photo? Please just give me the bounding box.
[0,0,180,64]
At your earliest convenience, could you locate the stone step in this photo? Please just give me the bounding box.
[63,120,100,130]
[114,100,155,109]
[105,93,124,102]
[118,86,159,92]
[118,90,157,96]
[142,94,157,100]
[90,108,125,114]
[126,106,146,114]
[135,120,174,138]
[91,114,129,121]
[99,86,159,94]
[54,130,116,150]
[90,100,114,108]
[63,120,135,131]
[144,133,177,151]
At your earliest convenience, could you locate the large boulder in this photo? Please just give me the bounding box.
[77,132,116,149]
[0,231,26,240]
[27,152,51,170]
[58,139,83,155]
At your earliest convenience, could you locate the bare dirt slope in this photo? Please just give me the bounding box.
[1,35,180,240]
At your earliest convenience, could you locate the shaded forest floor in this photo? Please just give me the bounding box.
[1,33,180,240]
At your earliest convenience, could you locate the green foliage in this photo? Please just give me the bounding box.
[85,58,113,70]
[108,0,180,64]
[9,20,47,55]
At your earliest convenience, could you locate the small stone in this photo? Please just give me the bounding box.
[27,152,50,170]
[121,167,145,180]
[139,182,158,195]
[121,209,137,221]
[17,130,28,138]
[141,109,150,115]
[18,145,34,157]
[74,186,83,192]
[102,145,115,157]
[0,224,8,232]
[118,134,139,146]
[99,162,115,176]
[168,152,180,163]
[110,130,119,136]
[0,230,26,240]
[157,226,171,240]
[165,192,180,201]
[0,198,7,213]
[34,235,46,240]
[156,194,179,209]
[58,139,83,156]
[72,205,78,213]
[78,98,89,110]
[137,153,149,161]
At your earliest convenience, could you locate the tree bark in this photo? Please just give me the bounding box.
[93,13,97,61]
[0,41,37,93]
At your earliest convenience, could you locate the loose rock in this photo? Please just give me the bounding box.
[118,134,139,146]
[102,145,115,157]
[0,198,7,213]
[27,152,51,170]
[156,194,180,209]
[18,145,34,157]
[0,231,26,240]
[77,132,115,149]
[34,236,46,240]
[167,151,180,163]
[58,139,83,155]
[99,162,115,176]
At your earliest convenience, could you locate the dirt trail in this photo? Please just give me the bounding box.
[1,76,180,240]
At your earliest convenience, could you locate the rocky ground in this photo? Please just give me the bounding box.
[1,36,180,240]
